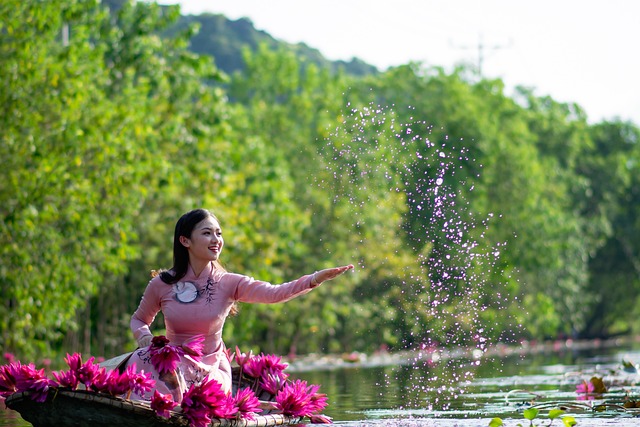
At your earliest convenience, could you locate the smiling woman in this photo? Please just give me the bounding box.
[121,208,354,403]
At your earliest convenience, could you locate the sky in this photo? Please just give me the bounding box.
[161,0,640,125]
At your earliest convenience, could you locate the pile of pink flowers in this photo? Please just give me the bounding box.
[232,346,329,421]
[1,341,330,425]
[0,353,155,403]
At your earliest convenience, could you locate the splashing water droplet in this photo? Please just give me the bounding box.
[315,101,516,413]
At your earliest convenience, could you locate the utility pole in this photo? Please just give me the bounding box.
[449,33,511,76]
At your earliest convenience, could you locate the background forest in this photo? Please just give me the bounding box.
[2,0,639,363]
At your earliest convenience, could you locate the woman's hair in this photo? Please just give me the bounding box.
[159,208,226,284]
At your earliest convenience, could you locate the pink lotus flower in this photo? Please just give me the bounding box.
[105,369,131,396]
[259,367,289,395]
[261,354,288,372]
[181,377,228,427]
[51,369,78,389]
[64,353,82,371]
[576,379,595,394]
[13,363,57,402]
[235,347,253,367]
[127,366,155,397]
[244,353,288,379]
[0,362,19,397]
[224,347,234,364]
[308,414,333,424]
[149,336,184,376]
[87,367,110,394]
[233,387,261,421]
[211,393,238,419]
[74,356,101,388]
[182,335,205,360]
[307,389,328,414]
[275,379,327,417]
[51,353,83,390]
[150,390,177,419]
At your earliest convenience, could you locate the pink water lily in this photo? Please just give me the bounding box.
[181,377,228,427]
[259,367,289,395]
[88,367,110,394]
[150,390,177,419]
[149,336,184,375]
[575,379,595,394]
[75,356,102,388]
[127,365,155,397]
[211,393,238,419]
[224,347,235,364]
[51,353,82,390]
[105,369,131,396]
[307,413,333,424]
[275,379,327,417]
[13,362,57,403]
[233,387,261,421]
[0,362,19,397]
[51,369,78,389]
[235,346,253,367]
[182,335,205,360]
[244,353,288,379]
[261,354,288,372]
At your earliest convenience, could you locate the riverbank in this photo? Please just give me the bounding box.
[285,335,640,372]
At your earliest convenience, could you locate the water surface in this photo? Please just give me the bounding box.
[3,341,640,426]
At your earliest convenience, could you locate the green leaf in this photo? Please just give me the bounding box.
[548,409,565,419]
[562,415,577,427]
[523,407,539,420]
[488,417,504,427]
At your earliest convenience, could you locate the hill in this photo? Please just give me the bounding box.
[168,12,379,76]
[103,0,378,76]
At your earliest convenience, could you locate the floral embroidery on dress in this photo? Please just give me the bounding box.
[203,277,216,305]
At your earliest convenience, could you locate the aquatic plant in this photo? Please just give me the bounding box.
[126,365,155,397]
[150,390,177,418]
[0,363,19,397]
[233,387,262,420]
[489,407,577,427]
[275,379,327,417]
[180,376,231,427]
[181,334,206,360]
[12,362,56,403]
[259,366,289,395]
[149,335,184,375]
[244,353,288,378]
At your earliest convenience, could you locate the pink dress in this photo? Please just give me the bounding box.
[126,262,316,402]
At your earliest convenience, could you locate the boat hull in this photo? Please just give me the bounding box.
[5,389,304,427]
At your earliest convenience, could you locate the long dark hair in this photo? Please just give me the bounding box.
[158,208,225,284]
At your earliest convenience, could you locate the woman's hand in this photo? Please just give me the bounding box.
[311,264,354,286]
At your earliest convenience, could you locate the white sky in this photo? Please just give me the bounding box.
[162,0,640,125]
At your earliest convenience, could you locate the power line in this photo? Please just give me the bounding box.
[449,33,512,76]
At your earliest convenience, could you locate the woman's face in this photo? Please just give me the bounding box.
[181,215,224,263]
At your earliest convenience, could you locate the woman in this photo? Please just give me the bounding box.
[125,208,353,402]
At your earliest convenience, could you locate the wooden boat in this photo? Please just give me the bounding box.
[4,367,307,427]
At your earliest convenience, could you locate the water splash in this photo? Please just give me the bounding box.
[316,102,519,410]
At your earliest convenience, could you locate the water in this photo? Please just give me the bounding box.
[288,339,640,427]
[4,340,639,426]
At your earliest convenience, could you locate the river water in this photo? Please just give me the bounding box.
[3,339,640,426]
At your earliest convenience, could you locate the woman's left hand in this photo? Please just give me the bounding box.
[312,264,354,285]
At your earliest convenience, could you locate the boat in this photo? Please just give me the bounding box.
[4,367,309,427]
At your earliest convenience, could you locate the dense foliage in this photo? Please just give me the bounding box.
[1,0,639,362]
